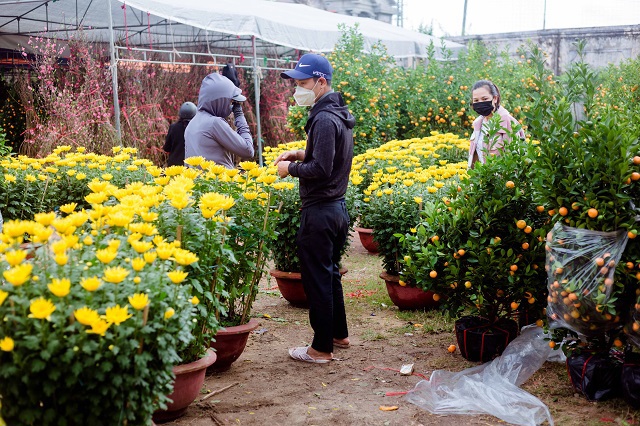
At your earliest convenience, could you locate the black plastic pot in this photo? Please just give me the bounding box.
[566,351,621,401]
[454,315,519,363]
[621,352,640,408]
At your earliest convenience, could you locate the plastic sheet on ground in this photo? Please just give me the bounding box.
[406,325,554,426]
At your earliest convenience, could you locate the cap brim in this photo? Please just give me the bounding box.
[232,94,246,102]
[280,69,314,80]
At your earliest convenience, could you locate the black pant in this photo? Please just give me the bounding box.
[297,200,350,353]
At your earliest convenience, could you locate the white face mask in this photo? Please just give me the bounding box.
[293,81,319,107]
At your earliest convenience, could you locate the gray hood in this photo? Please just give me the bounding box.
[197,73,244,118]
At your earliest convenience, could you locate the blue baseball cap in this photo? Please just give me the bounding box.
[281,53,333,81]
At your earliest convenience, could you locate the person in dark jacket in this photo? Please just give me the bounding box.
[184,73,253,169]
[275,53,355,364]
[163,101,196,167]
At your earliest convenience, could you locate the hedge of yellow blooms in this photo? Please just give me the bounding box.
[0,146,284,425]
[264,132,470,275]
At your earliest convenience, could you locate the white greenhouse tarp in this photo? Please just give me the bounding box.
[0,0,463,59]
[121,0,463,58]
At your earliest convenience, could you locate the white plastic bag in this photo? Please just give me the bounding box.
[545,222,628,337]
[406,325,554,426]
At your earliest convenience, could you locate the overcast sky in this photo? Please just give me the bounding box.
[402,0,640,37]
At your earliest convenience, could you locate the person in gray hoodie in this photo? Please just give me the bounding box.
[184,73,254,168]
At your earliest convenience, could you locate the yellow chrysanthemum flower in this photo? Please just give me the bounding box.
[154,176,170,186]
[109,211,134,228]
[3,263,33,286]
[96,248,118,264]
[85,192,108,204]
[88,180,109,193]
[128,293,149,310]
[54,253,69,266]
[173,249,199,266]
[167,270,188,284]
[80,276,102,292]
[105,305,132,325]
[0,289,8,306]
[103,266,129,284]
[169,193,191,210]
[242,191,259,201]
[0,336,14,352]
[48,278,71,297]
[59,203,77,214]
[131,257,146,272]
[131,240,153,254]
[184,156,205,167]
[28,297,56,320]
[143,251,157,264]
[190,296,200,305]
[86,319,110,336]
[4,249,27,266]
[164,308,175,320]
[262,174,278,185]
[155,243,174,260]
[239,161,258,171]
[414,197,423,204]
[165,165,185,177]
[128,222,157,236]
[83,236,94,246]
[139,211,159,222]
[34,212,56,226]
[74,306,101,326]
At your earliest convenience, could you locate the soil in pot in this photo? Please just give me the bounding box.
[454,315,518,363]
[379,271,439,311]
[208,318,260,373]
[354,226,380,254]
[153,349,217,423]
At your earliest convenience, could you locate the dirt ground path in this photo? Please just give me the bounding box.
[167,235,639,426]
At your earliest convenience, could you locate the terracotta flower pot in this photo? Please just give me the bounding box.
[269,268,349,307]
[379,271,439,311]
[354,226,380,254]
[269,269,307,307]
[208,318,260,372]
[153,348,217,423]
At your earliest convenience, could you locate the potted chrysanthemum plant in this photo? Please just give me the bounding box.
[0,205,195,425]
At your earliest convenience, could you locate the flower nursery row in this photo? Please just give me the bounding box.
[0,147,295,424]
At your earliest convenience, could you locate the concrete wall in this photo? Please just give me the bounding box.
[450,25,640,75]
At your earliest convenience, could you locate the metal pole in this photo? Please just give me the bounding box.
[252,36,263,166]
[461,0,468,36]
[542,0,547,30]
[107,0,121,140]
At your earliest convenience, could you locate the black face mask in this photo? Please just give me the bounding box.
[472,100,495,117]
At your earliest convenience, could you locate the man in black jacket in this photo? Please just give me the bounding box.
[163,102,196,167]
[276,54,355,363]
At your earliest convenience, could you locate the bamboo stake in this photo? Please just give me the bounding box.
[199,382,239,402]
